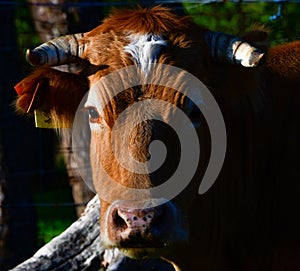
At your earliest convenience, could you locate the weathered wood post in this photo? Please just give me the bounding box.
[9,196,175,271]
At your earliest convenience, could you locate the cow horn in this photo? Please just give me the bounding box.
[204,31,264,67]
[26,33,86,67]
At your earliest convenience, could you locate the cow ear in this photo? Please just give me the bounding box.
[15,68,50,114]
[15,68,89,126]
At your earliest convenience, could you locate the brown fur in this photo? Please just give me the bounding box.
[265,41,300,80]
[88,6,191,35]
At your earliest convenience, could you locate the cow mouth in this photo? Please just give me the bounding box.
[118,245,171,259]
[116,238,172,259]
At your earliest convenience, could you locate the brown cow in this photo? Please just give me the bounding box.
[14,6,300,271]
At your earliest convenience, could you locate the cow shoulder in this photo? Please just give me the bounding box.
[265,41,300,80]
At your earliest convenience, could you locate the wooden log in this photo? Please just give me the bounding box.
[9,196,104,271]
[9,196,175,271]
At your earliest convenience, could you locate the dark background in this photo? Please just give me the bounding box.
[0,0,299,270]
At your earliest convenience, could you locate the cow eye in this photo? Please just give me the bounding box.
[89,107,99,119]
[86,106,102,124]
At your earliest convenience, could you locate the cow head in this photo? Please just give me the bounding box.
[15,6,265,270]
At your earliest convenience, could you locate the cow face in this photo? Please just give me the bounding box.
[82,74,203,259]
[14,6,265,270]
[78,31,212,258]
[85,90,185,258]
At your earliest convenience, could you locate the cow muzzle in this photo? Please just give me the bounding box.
[104,199,187,259]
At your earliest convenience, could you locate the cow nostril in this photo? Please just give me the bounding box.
[113,209,128,231]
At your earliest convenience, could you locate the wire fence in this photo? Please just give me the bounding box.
[1,0,300,214]
[0,0,300,5]
[1,0,300,225]
[0,0,299,270]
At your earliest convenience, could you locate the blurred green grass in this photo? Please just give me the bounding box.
[183,2,300,45]
[34,189,77,247]
[33,155,78,247]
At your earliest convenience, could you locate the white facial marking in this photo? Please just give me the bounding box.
[124,33,167,74]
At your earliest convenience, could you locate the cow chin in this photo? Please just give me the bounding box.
[119,246,169,260]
